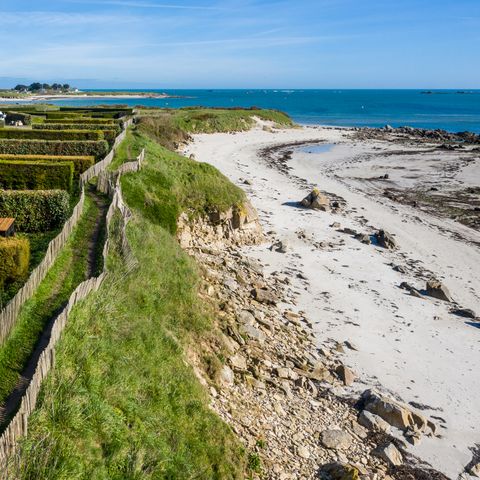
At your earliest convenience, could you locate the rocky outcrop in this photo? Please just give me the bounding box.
[177,200,263,249]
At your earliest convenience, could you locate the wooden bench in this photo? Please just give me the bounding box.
[0,218,15,237]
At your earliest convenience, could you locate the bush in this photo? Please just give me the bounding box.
[0,128,104,141]
[0,237,30,288]
[0,139,109,161]
[0,160,73,191]
[0,154,94,177]
[0,189,70,232]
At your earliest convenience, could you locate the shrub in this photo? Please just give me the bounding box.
[0,160,73,191]
[0,139,109,161]
[0,154,94,177]
[0,237,30,287]
[0,189,70,232]
[0,128,104,142]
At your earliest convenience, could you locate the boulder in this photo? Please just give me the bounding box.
[358,410,391,433]
[373,443,403,466]
[301,188,330,211]
[320,429,353,450]
[426,278,452,302]
[239,324,266,343]
[362,389,428,432]
[336,365,356,386]
[251,288,277,305]
[219,365,234,386]
[270,240,288,253]
[451,307,476,319]
[320,462,359,480]
[469,462,480,477]
[375,230,397,249]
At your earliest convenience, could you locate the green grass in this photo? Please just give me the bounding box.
[10,135,246,479]
[121,133,245,234]
[0,192,102,408]
[136,107,293,153]
[109,127,146,171]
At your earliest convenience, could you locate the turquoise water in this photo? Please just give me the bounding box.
[46,89,480,133]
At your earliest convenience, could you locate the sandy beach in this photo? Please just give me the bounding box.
[186,122,480,479]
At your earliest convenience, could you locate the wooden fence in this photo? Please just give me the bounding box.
[0,145,145,475]
[0,119,133,346]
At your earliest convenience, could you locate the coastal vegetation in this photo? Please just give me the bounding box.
[0,106,291,478]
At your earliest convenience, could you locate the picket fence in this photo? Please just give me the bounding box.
[0,119,133,346]
[0,123,144,475]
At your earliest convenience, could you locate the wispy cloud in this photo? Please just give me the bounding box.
[0,11,139,26]
[65,0,228,10]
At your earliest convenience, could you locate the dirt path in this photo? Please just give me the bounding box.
[0,188,109,427]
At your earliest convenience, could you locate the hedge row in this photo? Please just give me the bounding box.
[0,128,104,142]
[44,118,115,125]
[0,139,109,161]
[0,154,94,177]
[0,160,74,191]
[0,189,70,232]
[32,124,119,145]
[0,237,30,287]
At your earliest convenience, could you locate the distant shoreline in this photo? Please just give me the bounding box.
[0,92,186,102]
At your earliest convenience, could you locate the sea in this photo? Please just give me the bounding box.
[43,89,480,133]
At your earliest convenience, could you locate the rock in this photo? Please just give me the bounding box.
[237,310,255,325]
[344,340,359,351]
[373,443,403,466]
[239,324,266,343]
[469,462,480,477]
[451,307,476,319]
[320,462,359,480]
[426,278,452,302]
[355,233,371,244]
[330,222,341,228]
[301,188,330,211]
[320,430,353,450]
[392,264,407,274]
[271,240,288,253]
[230,353,247,371]
[219,365,234,386]
[375,230,396,249]
[358,410,391,433]
[362,389,428,432]
[399,281,423,298]
[297,445,310,459]
[336,365,356,386]
[405,428,422,445]
[251,288,277,305]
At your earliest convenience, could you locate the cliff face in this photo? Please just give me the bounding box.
[177,199,263,249]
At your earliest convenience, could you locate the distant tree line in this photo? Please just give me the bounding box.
[13,83,71,92]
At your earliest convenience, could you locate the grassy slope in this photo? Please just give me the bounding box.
[12,129,246,479]
[0,192,101,407]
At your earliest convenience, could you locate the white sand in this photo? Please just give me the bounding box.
[186,124,480,479]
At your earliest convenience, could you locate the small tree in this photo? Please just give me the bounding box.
[14,84,28,91]
[63,84,70,90]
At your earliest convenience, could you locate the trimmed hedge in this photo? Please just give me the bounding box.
[32,123,120,143]
[0,128,104,142]
[44,118,115,125]
[0,237,30,287]
[0,160,74,191]
[0,154,94,177]
[0,139,109,161]
[0,189,70,232]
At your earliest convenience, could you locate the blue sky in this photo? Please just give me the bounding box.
[0,0,479,88]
